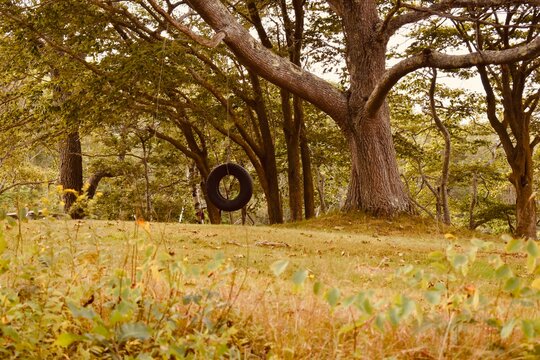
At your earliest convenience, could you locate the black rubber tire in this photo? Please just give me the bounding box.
[206,163,253,212]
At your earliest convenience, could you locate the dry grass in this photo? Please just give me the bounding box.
[2,214,538,359]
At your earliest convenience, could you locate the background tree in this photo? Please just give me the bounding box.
[402,3,540,238]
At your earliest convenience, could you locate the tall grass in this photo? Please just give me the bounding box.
[0,217,539,358]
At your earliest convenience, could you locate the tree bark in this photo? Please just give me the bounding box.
[150,124,222,224]
[281,89,303,221]
[300,112,315,219]
[86,170,114,199]
[509,144,537,238]
[315,165,327,215]
[59,130,83,218]
[468,172,478,230]
[429,69,452,225]
[477,62,537,239]
[340,2,411,215]
[241,70,284,224]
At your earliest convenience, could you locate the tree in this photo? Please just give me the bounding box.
[402,3,540,238]
[179,0,540,217]
[453,5,540,238]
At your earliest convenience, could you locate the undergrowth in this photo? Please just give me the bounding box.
[0,216,540,359]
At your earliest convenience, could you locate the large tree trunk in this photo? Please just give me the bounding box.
[341,3,411,215]
[59,130,83,218]
[343,116,411,215]
[509,145,537,239]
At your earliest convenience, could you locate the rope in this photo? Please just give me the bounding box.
[153,23,170,127]
[225,61,232,164]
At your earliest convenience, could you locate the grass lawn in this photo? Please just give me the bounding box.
[0,214,539,359]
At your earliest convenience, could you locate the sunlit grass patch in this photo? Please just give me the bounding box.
[0,217,539,358]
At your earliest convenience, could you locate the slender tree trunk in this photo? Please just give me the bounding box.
[150,122,222,224]
[188,164,205,224]
[139,136,152,220]
[300,118,315,219]
[469,172,478,230]
[281,89,303,221]
[477,63,537,239]
[259,159,283,224]
[249,72,284,224]
[429,69,452,225]
[280,0,305,222]
[315,165,327,215]
[59,130,83,218]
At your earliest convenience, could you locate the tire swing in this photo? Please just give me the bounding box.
[206,162,253,212]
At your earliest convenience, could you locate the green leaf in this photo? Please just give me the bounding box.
[0,326,19,341]
[471,238,491,249]
[206,252,225,272]
[68,302,97,320]
[54,333,81,347]
[521,319,535,339]
[500,319,517,340]
[495,264,513,279]
[110,301,133,325]
[291,269,308,287]
[505,238,523,253]
[428,250,445,261]
[338,322,356,335]
[342,295,356,308]
[527,254,537,274]
[270,260,289,277]
[531,277,540,290]
[362,299,374,315]
[425,290,442,305]
[400,296,415,319]
[325,287,340,308]
[526,240,539,258]
[0,231,6,255]
[451,254,468,269]
[375,313,386,332]
[388,306,400,326]
[92,325,111,339]
[504,277,521,293]
[118,323,151,342]
[313,281,323,296]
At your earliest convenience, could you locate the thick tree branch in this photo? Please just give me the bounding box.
[385,0,540,37]
[145,0,226,48]
[530,136,540,151]
[0,180,55,196]
[148,126,202,162]
[326,0,343,17]
[365,36,540,117]
[184,0,348,125]
[246,1,273,49]
[477,65,516,157]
